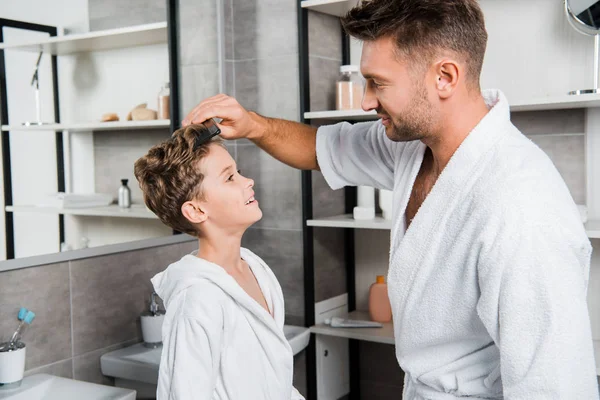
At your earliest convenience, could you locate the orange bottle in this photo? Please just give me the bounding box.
[368,275,392,322]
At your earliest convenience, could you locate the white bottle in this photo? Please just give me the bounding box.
[118,179,131,208]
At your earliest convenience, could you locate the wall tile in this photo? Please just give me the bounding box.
[511,109,585,135]
[527,134,586,204]
[94,128,170,203]
[232,0,297,60]
[72,339,138,385]
[234,56,300,122]
[312,170,345,219]
[224,61,235,96]
[314,228,346,303]
[241,228,304,320]
[224,0,234,61]
[89,0,166,31]
[236,144,302,230]
[179,63,221,120]
[25,359,73,379]
[0,263,71,370]
[293,350,307,398]
[178,0,218,66]
[70,243,186,355]
[309,56,342,112]
[308,10,342,61]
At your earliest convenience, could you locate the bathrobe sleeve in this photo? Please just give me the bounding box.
[164,315,223,399]
[476,195,598,399]
[316,121,397,190]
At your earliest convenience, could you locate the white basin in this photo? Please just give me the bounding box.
[101,324,311,388]
[0,373,135,400]
[283,325,311,356]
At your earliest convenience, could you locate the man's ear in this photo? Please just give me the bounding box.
[181,201,207,224]
[434,58,460,99]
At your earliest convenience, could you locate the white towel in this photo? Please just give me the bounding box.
[316,89,598,399]
[38,192,113,208]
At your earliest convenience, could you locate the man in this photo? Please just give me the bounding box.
[183,0,598,398]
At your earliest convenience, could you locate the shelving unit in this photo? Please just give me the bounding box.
[0,22,167,55]
[5,204,157,219]
[310,311,394,345]
[0,13,180,259]
[1,120,170,132]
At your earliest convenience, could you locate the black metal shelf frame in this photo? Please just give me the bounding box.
[297,3,359,399]
[0,18,65,259]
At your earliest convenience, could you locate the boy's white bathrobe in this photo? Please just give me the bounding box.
[151,247,304,400]
[316,89,598,399]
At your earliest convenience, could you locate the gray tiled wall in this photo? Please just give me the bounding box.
[511,109,586,204]
[223,0,308,393]
[0,240,196,384]
[94,129,170,203]
[89,0,166,31]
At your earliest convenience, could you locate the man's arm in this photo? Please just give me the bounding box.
[183,94,319,170]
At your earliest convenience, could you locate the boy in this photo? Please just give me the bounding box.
[134,124,304,400]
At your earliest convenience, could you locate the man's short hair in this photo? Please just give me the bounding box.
[341,0,488,89]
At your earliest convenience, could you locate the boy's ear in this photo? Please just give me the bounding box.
[181,201,207,224]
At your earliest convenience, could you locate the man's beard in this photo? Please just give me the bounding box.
[382,83,434,142]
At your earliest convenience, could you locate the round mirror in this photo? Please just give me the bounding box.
[565,0,600,94]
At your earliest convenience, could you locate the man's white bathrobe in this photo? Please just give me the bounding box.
[316,89,598,399]
[151,247,304,400]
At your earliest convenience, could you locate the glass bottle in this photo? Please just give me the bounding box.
[336,65,364,110]
[157,82,170,120]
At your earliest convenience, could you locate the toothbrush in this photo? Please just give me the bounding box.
[8,309,35,349]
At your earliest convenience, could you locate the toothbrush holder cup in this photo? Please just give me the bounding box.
[0,342,26,388]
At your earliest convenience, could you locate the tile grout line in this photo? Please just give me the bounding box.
[230,0,236,96]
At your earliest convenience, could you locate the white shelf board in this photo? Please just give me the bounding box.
[6,204,158,219]
[300,0,360,17]
[586,220,600,239]
[305,94,600,121]
[304,109,377,121]
[0,22,167,55]
[310,310,394,345]
[309,214,598,239]
[510,93,600,112]
[307,214,392,230]
[1,120,170,132]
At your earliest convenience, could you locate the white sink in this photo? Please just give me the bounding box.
[101,324,311,389]
[283,325,311,356]
[0,373,135,400]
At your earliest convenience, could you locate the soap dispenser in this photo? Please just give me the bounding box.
[368,275,392,323]
[141,292,165,348]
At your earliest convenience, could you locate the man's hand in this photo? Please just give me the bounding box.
[182,94,264,140]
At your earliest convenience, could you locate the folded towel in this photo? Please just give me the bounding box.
[38,193,113,209]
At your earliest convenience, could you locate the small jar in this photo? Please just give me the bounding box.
[157,82,170,120]
[336,65,364,110]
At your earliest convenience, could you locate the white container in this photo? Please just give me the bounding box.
[379,189,393,220]
[141,314,164,348]
[336,65,364,110]
[354,186,375,220]
[0,342,26,387]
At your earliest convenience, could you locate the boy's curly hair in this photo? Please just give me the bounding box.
[134,124,223,237]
